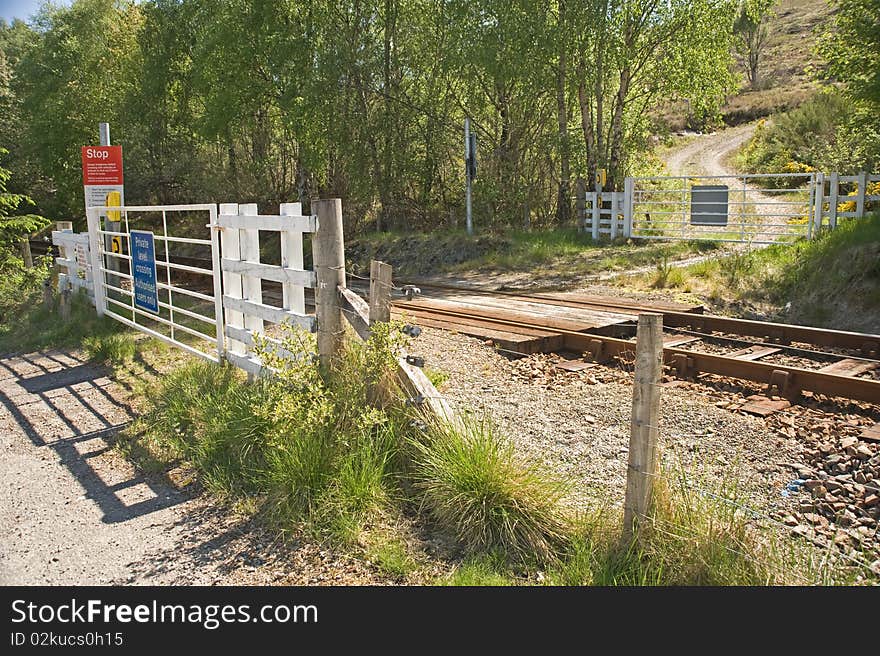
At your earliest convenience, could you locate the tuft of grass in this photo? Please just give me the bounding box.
[366,535,419,579]
[424,366,449,389]
[408,416,571,564]
[0,285,122,355]
[83,332,137,364]
[441,553,516,586]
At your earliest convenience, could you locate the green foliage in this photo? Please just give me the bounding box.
[441,553,516,586]
[2,0,739,229]
[733,0,775,88]
[83,332,137,364]
[736,92,847,175]
[0,149,48,247]
[630,213,880,333]
[408,416,571,563]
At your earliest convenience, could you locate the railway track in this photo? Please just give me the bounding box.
[36,239,880,404]
[388,281,880,405]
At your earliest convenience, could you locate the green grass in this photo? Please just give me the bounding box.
[348,228,719,285]
[626,212,880,332]
[114,312,874,585]
[366,536,419,579]
[408,416,571,564]
[441,553,516,586]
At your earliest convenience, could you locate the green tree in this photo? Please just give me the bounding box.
[0,148,49,249]
[13,0,142,221]
[818,0,880,171]
[733,0,774,89]
[571,0,737,190]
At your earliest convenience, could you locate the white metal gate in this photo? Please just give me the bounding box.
[627,172,818,244]
[86,203,225,362]
[84,202,319,373]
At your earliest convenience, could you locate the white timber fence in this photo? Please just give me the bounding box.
[818,172,880,230]
[218,202,318,376]
[74,199,353,379]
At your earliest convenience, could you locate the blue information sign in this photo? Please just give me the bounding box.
[130,230,159,313]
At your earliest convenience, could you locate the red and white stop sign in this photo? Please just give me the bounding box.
[81,146,124,185]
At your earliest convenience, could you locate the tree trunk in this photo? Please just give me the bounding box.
[555,0,571,225]
[577,63,597,192]
[608,67,630,192]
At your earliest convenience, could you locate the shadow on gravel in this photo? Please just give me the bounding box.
[0,349,190,524]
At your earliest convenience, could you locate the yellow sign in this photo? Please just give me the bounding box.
[596,169,607,188]
[105,190,121,223]
[111,236,122,254]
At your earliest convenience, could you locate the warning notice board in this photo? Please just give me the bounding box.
[82,146,125,218]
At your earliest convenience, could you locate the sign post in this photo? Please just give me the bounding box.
[130,230,159,314]
[464,118,475,236]
[82,123,124,283]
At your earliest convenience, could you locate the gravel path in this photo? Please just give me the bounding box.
[414,327,801,513]
[0,348,382,586]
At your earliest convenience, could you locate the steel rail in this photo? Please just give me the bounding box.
[391,299,880,403]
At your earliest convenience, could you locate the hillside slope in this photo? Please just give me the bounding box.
[623,214,880,334]
[723,0,833,125]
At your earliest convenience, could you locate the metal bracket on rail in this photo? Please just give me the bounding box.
[400,285,421,301]
[586,339,608,363]
[767,369,793,399]
[672,353,696,380]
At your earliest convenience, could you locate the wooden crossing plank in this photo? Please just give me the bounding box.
[393,306,560,339]
[538,292,703,314]
[728,345,782,361]
[396,295,631,333]
[818,358,879,377]
[663,335,701,347]
[391,309,562,354]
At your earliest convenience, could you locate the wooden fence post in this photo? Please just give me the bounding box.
[313,198,346,370]
[622,312,664,544]
[813,172,825,233]
[279,202,305,316]
[856,171,868,219]
[219,203,246,358]
[828,172,839,230]
[623,177,634,239]
[369,260,392,325]
[19,239,33,268]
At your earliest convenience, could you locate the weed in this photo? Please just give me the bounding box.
[441,553,516,586]
[424,366,449,389]
[366,535,418,579]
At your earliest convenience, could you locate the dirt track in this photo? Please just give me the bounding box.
[664,123,757,177]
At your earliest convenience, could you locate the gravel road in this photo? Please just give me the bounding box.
[0,348,382,586]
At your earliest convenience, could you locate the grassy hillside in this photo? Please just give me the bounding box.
[722,0,834,126]
[625,214,880,333]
